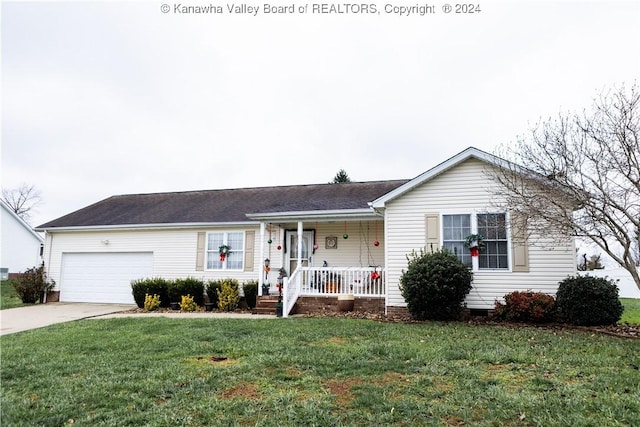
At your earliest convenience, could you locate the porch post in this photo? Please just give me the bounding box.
[297,220,303,270]
[259,222,265,296]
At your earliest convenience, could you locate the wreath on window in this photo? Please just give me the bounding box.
[463,234,485,257]
[219,245,231,262]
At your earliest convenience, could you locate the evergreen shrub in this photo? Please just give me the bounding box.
[494,290,556,323]
[399,249,473,320]
[556,275,623,326]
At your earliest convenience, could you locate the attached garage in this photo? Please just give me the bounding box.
[60,252,153,304]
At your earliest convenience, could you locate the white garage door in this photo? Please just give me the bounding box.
[60,252,153,304]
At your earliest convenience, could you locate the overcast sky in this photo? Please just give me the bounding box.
[2,0,639,228]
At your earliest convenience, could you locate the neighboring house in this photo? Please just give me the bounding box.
[1,200,44,279]
[36,147,577,313]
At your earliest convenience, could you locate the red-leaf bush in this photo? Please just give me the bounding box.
[494,290,556,323]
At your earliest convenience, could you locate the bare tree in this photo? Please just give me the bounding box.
[487,83,640,291]
[1,183,42,224]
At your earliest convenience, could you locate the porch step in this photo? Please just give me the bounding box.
[253,295,280,315]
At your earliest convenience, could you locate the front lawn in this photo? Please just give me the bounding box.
[0,280,25,310]
[621,298,640,324]
[1,318,639,426]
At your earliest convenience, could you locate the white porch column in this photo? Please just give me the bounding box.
[259,222,265,296]
[297,220,303,269]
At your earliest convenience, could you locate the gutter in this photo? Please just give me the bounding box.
[35,221,259,233]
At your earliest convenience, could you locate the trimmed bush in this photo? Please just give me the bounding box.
[206,280,223,306]
[399,249,473,320]
[218,279,240,312]
[12,264,55,304]
[131,278,170,308]
[494,291,556,323]
[170,277,205,306]
[556,275,623,326]
[243,280,258,309]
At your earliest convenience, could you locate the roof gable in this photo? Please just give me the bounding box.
[370,147,510,208]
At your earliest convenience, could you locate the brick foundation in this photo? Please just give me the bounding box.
[385,306,410,317]
[46,291,60,302]
[295,296,385,315]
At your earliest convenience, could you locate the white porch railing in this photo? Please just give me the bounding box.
[282,266,385,317]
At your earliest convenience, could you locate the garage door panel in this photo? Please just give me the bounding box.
[61,253,153,304]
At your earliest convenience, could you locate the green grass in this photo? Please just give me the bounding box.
[2,318,639,426]
[621,298,640,324]
[0,280,25,310]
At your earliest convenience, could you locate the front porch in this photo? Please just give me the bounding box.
[280,266,386,317]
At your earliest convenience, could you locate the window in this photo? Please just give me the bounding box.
[207,231,244,270]
[442,214,472,268]
[477,213,508,269]
[442,212,509,270]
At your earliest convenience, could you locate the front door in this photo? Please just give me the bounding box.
[285,230,314,275]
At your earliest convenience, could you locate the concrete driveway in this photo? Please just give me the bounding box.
[0,302,135,336]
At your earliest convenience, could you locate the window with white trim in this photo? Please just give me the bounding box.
[442,212,509,270]
[442,214,472,268]
[207,231,244,270]
[477,213,508,269]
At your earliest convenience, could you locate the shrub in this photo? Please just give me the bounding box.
[131,278,170,308]
[170,277,205,306]
[12,264,55,304]
[243,280,258,309]
[494,291,556,323]
[218,279,240,312]
[206,280,223,306]
[556,275,623,326]
[399,249,473,320]
[180,294,198,312]
[144,294,161,311]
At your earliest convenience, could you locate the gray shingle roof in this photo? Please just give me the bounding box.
[37,180,409,229]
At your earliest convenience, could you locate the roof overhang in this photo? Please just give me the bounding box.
[246,208,380,222]
[35,221,259,233]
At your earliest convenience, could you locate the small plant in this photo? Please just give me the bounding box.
[494,290,556,323]
[218,279,240,312]
[144,294,161,311]
[556,275,623,326]
[399,249,473,320]
[12,264,55,304]
[180,294,198,312]
[261,283,271,295]
[243,280,258,309]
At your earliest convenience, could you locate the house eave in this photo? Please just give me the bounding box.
[246,208,378,222]
[35,221,259,233]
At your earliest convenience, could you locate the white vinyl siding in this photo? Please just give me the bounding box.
[43,227,262,293]
[384,158,576,309]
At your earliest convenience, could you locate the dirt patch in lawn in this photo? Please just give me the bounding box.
[219,381,261,400]
[324,377,362,406]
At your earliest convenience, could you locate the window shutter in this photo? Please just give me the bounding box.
[425,213,440,253]
[510,213,529,272]
[244,231,255,272]
[195,232,206,271]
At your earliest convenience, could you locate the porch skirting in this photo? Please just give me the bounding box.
[294,296,385,315]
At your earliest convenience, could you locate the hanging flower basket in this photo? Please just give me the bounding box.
[219,244,231,262]
[463,234,485,257]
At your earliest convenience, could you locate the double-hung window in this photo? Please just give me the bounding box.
[207,231,244,270]
[442,212,508,270]
[442,214,473,268]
